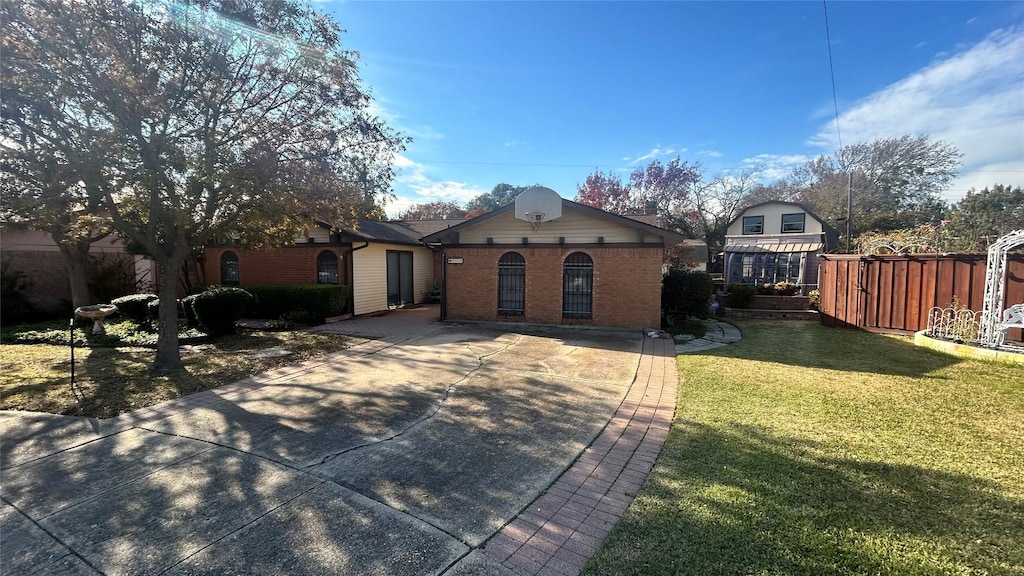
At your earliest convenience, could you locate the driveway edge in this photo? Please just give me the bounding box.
[477,335,678,576]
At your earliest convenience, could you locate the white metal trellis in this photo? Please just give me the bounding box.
[979,229,1024,348]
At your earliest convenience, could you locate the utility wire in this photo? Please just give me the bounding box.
[823,0,843,152]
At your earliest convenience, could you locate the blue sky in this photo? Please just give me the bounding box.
[322,1,1024,217]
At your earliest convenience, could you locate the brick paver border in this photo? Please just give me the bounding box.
[480,335,679,575]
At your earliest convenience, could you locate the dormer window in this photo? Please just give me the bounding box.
[742,216,764,235]
[782,213,805,233]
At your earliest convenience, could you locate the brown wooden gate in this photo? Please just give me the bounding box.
[818,254,1024,343]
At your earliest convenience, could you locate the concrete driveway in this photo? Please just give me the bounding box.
[1,307,677,575]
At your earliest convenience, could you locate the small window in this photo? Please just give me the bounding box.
[562,252,593,319]
[317,251,338,284]
[782,213,805,233]
[220,251,239,285]
[497,252,525,316]
[742,216,764,235]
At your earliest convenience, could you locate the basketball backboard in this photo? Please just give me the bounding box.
[514,186,562,224]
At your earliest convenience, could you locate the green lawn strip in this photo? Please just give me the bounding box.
[585,320,1024,576]
[0,330,358,419]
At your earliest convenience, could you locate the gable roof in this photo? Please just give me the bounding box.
[420,199,685,244]
[729,200,840,250]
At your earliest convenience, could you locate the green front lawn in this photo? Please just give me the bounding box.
[586,320,1024,576]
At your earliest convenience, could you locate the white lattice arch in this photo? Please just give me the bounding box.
[979,229,1024,348]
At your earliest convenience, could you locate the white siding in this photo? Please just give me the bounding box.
[292,226,332,244]
[412,246,434,303]
[458,208,663,244]
[726,203,826,237]
[351,243,435,315]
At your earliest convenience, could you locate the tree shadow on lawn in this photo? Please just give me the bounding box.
[713,320,969,377]
[591,420,1023,576]
[75,346,214,418]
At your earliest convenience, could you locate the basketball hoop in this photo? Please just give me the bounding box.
[524,211,545,232]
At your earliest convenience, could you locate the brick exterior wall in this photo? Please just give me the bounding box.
[203,246,349,286]
[442,246,663,329]
[1,250,135,315]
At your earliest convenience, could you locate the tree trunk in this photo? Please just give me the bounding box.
[56,237,94,308]
[152,257,184,373]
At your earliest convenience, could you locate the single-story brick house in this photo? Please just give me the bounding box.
[421,187,685,329]
[0,227,152,315]
[203,218,463,316]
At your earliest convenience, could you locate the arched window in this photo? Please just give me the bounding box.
[317,251,339,284]
[220,251,239,285]
[497,252,525,316]
[562,252,593,319]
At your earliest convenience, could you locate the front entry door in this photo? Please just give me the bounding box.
[387,250,414,307]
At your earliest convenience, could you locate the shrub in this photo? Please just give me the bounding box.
[245,285,349,325]
[1,259,36,325]
[808,289,821,311]
[181,292,201,327]
[755,283,776,295]
[726,283,756,309]
[6,319,206,347]
[662,270,714,322]
[146,298,160,322]
[774,282,800,296]
[88,254,137,303]
[111,294,158,322]
[187,286,254,336]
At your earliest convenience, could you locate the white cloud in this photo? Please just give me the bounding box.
[698,149,724,158]
[625,146,684,165]
[388,153,485,217]
[810,26,1024,201]
[366,99,444,142]
[948,159,1024,202]
[741,154,812,181]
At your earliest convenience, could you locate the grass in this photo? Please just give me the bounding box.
[665,317,708,339]
[585,320,1024,576]
[0,326,359,419]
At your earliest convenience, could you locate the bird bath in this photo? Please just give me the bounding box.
[75,304,118,335]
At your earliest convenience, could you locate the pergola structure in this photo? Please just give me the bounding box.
[979,229,1024,348]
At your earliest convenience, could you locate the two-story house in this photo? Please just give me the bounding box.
[722,201,839,291]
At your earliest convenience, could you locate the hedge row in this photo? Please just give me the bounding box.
[662,270,714,321]
[244,285,349,324]
[182,287,254,336]
[111,293,158,322]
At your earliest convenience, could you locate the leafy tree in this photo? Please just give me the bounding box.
[0,12,116,308]
[575,158,699,221]
[465,183,536,217]
[398,201,467,220]
[797,136,960,247]
[945,184,1024,251]
[3,0,404,371]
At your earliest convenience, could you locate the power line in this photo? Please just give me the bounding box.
[823,0,843,152]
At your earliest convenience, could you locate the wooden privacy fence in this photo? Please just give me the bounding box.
[818,253,1024,343]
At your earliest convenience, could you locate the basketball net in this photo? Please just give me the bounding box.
[525,212,544,232]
